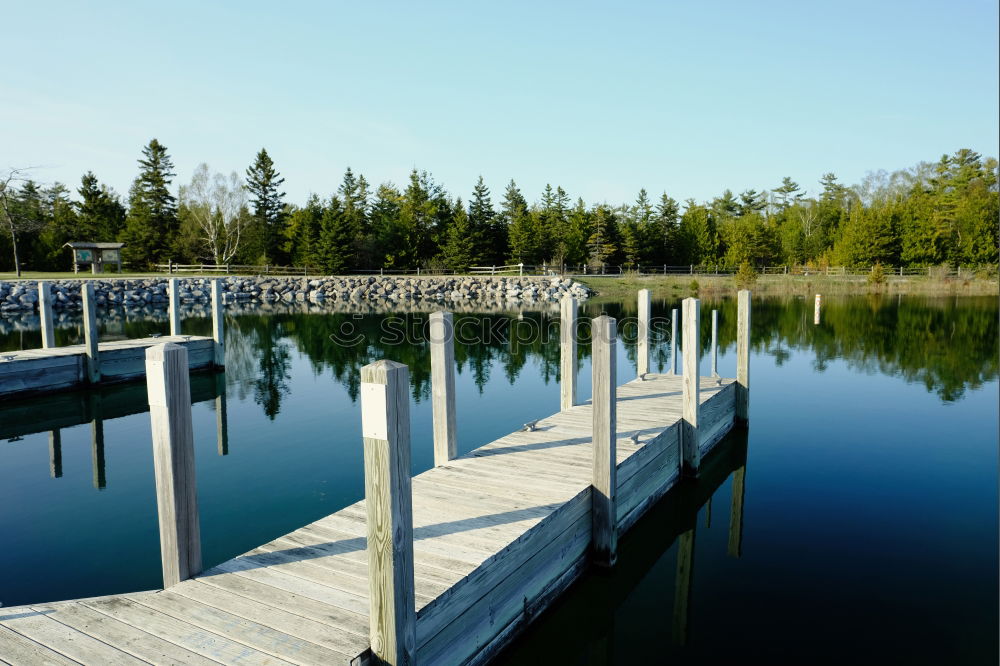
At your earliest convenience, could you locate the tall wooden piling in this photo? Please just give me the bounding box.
[430,311,457,466]
[736,290,751,425]
[168,278,181,336]
[560,296,578,410]
[360,359,416,665]
[591,315,618,567]
[637,289,650,377]
[146,343,202,588]
[82,282,101,384]
[670,308,679,374]
[710,309,719,377]
[38,281,55,349]
[211,280,225,367]
[681,298,701,476]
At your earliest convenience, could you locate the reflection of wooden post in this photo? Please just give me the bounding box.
[814,294,821,325]
[681,298,701,476]
[211,280,225,366]
[560,296,577,410]
[710,309,719,377]
[82,283,100,384]
[430,311,456,466]
[49,430,62,478]
[215,374,229,456]
[168,278,181,336]
[39,281,55,348]
[705,495,712,528]
[736,290,751,426]
[91,414,106,490]
[637,289,650,377]
[673,526,696,646]
[670,308,679,374]
[728,465,746,558]
[146,343,202,588]
[360,360,416,665]
[592,315,617,567]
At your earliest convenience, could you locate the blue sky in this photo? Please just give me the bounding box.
[2,0,997,206]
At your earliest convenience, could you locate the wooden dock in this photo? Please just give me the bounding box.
[0,279,224,399]
[0,292,751,666]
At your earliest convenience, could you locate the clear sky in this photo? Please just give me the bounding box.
[2,0,997,207]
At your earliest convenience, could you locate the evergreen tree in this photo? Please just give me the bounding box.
[441,197,475,271]
[587,204,618,267]
[468,176,494,266]
[654,193,680,263]
[502,180,535,264]
[317,197,353,273]
[77,172,125,241]
[284,194,323,267]
[120,139,177,266]
[245,148,286,263]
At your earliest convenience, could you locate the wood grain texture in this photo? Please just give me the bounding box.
[146,343,202,588]
[560,296,577,410]
[591,315,617,567]
[736,289,751,424]
[681,298,701,476]
[637,289,650,377]
[360,360,416,665]
[168,278,181,336]
[211,279,225,367]
[82,282,100,384]
[429,311,456,466]
[38,281,55,349]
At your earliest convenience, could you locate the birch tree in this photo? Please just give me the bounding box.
[179,164,248,264]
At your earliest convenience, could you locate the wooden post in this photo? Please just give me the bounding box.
[736,290,751,426]
[430,311,457,466]
[728,465,746,558]
[146,343,202,588]
[49,430,62,478]
[672,526,696,646]
[168,278,181,336]
[681,298,700,476]
[82,282,100,384]
[814,293,821,325]
[210,280,225,367]
[591,315,617,567]
[38,281,55,349]
[91,417,106,489]
[637,289,650,377]
[560,296,577,410]
[360,360,416,665]
[710,309,719,377]
[670,308,678,374]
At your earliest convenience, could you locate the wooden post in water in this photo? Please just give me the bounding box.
[681,298,701,476]
[360,359,416,665]
[736,290,751,426]
[591,315,618,567]
[637,289,650,377]
[670,308,679,374]
[215,373,229,456]
[672,526,696,646]
[168,278,181,336]
[430,311,457,466]
[38,281,55,349]
[49,430,62,478]
[728,465,746,558]
[211,280,225,367]
[560,296,577,410]
[146,343,202,588]
[82,282,100,384]
[710,309,719,377]
[813,293,821,325]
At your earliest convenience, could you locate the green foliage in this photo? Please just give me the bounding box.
[867,261,887,285]
[244,148,287,263]
[440,198,475,271]
[120,139,177,267]
[735,260,758,288]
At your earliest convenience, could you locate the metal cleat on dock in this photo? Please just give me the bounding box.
[522,419,539,432]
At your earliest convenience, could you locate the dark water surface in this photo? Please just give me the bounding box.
[1,294,996,664]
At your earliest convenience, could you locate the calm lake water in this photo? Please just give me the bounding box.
[1,293,997,664]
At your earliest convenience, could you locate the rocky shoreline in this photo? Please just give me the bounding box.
[0,276,592,314]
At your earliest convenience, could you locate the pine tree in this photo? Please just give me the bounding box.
[587,204,618,267]
[120,139,177,266]
[77,172,125,241]
[561,199,590,267]
[370,184,404,267]
[655,193,680,263]
[468,176,494,265]
[502,180,534,264]
[245,148,286,263]
[317,197,353,274]
[285,194,323,267]
[441,197,475,271]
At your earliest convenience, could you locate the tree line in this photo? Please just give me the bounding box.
[2,141,997,275]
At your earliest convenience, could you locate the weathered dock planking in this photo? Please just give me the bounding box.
[0,292,752,666]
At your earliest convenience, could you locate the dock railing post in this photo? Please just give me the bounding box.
[38,281,55,348]
[736,290,751,426]
[560,296,577,410]
[681,297,701,476]
[210,279,225,367]
[591,314,618,567]
[430,311,457,466]
[168,278,181,336]
[710,309,719,377]
[637,289,650,377]
[82,282,101,384]
[360,360,417,665]
[670,308,678,374]
[145,343,202,588]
